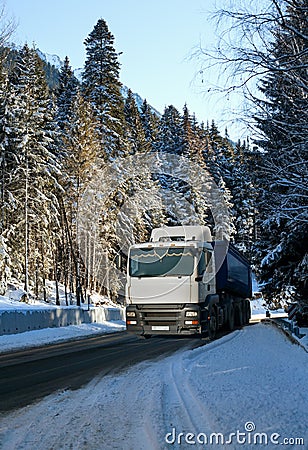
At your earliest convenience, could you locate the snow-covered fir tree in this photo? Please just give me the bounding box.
[140,99,159,150]
[253,0,308,303]
[153,105,189,224]
[155,105,183,156]
[229,140,258,258]
[3,44,61,296]
[56,56,79,133]
[198,120,236,240]
[124,89,149,154]
[60,90,100,304]
[82,18,125,160]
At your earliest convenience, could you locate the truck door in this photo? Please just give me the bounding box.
[198,249,215,300]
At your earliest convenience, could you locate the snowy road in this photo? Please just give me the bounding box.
[0,323,307,450]
[0,332,201,412]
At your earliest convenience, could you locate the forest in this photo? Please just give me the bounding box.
[0,0,307,306]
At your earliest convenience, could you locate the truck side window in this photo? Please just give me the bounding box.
[198,251,206,275]
[205,250,213,267]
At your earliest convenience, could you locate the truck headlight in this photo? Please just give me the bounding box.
[126,311,136,317]
[186,311,198,317]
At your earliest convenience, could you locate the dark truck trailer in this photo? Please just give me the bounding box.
[210,240,252,331]
[125,226,252,339]
[213,241,252,299]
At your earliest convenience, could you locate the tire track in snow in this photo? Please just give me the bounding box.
[161,330,244,449]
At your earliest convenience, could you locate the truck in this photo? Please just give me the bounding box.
[125,225,252,338]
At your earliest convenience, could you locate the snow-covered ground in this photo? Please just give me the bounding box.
[250,297,288,321]
[1,280,121,309]
[0,322,307,450]
[0,283,126,353]
[0,321,126,354]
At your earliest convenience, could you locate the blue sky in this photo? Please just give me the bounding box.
[5,0,243,140]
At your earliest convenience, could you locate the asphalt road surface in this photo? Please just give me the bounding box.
[0,332,204,412]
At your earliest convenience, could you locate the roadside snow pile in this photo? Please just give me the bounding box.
[294,327,308,350]
[0,321,126,354]
[249,297,307,349]
[3,280,121,310]
[0,294,59,311]
[0,323,306,450]
[0,293,120,312]
[250,296,267,316]
[276,316,308,352]
[250,296,287,321]
[0,283,126,345]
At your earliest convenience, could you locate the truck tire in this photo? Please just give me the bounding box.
[235,304,243,327]
[246,300,251,323]
[242,301,249,325]
[227,305,235,331]
[207,307,217,340]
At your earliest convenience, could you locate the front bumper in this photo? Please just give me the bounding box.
[126,303,203,336]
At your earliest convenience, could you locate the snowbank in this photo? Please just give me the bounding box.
[250,297,287,321]
[0,321,126,354]
[0,294,59,311]
[0,287,125,337]
[3,280,121,309]
[0,286,126,353]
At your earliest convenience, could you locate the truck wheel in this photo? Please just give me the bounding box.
[207,308,217,340]
[243,302,249,325]
[246,300,251,324]
[227,306,235,331]
[235,304,243,327]
[140,334,151,339]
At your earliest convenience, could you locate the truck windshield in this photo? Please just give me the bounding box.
[129,247,195,277]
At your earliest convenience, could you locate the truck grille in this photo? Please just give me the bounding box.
[137,304,182,326]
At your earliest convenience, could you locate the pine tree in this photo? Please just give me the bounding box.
[61,90,100,304]
[198,120,236,240]
[56,56,78,133]
[124,89,149,154]
[155,105,183,155]
[3,44,60,296]
[82,19,125,159]
[0,68,14,235]
[153,106,186,224]
[182,104,198,159]
[254,0,308,302]
[228,140,257,257]
[0,68,13,294]
[140,99,159,150]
